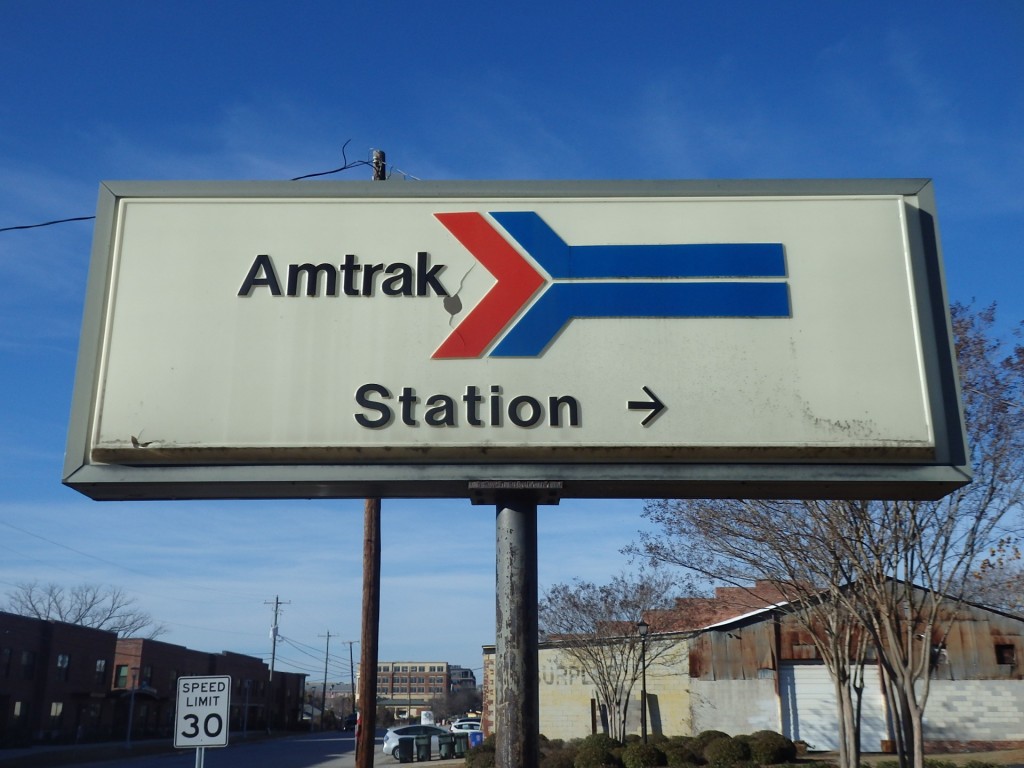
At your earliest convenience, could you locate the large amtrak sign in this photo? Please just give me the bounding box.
[63,180,969,501]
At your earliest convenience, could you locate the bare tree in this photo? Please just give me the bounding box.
[538,569,684,742]
[636,498,874,768]
[637,303,1023,768]
[5,581,168,638]
[963,540,1024,612]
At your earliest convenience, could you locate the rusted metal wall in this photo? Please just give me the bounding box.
[934,603,1024,680]
[690,601,1024,682]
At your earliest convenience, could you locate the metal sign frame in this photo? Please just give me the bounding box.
[63,179,969,501]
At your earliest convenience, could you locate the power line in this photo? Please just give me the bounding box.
[1,140,412,234]
[0,215,95,234]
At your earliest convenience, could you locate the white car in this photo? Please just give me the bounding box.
[450,719,482,734]
[381,724,448,758]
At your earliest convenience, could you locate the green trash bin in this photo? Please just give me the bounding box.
[396,736,414,763]
[414,734,431,761]
[453,732,469,757]
[438,733,455,759]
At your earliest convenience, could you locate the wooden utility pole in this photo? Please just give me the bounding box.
[319,631,331,731]
[356,498,381,767]
[264,595,289,732]
[356,149,385,768]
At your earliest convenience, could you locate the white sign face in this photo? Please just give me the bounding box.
[174,675,231,749]
[64,181,968,500]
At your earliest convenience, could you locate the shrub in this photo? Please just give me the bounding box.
[622,741,668,768]
[465,736,497,768]
[747,731,797,764]
[703,736,751,768]
[693,731,731,751]
[574,741,624,768]
[661,740,704,766]
[581,733,623,750]
[542,746,579,768]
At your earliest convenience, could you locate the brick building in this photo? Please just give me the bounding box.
[361,660,477,720]
[0,611,118,745]
[0,612,306,746]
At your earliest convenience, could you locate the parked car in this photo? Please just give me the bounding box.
[341,713,358,730]
[381,724,449,758]
[450,719,482,734]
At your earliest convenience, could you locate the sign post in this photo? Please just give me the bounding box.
[66,179,970,768]
[175,675,231,766]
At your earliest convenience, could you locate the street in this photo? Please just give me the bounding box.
[5,731,466,768]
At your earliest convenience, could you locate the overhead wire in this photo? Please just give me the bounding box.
[1,140,415,234]
[0,215,95,233]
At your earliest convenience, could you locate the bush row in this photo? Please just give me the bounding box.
[465,729,799,768]
[465,731,1007,768]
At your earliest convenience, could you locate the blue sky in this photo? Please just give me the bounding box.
[1,2,1022,683]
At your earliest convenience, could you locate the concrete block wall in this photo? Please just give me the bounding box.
[923,680,1024,742]
[537,642,692,741]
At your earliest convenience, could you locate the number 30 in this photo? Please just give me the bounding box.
[181,712,223,739]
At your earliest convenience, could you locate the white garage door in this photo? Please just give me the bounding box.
[779,663,889,753]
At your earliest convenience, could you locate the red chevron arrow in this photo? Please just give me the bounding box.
[432,212,546,359]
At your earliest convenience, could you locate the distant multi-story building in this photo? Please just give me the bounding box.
[358,661,477,719]
[449,665,477,693]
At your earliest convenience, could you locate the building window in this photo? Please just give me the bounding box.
[20,651,35,680]
[56,654,70,681]
[50,701,63,724]
[95,659,108,687]
[142,665,153,686]
[115,664,129,688]
[996,644,1016,666]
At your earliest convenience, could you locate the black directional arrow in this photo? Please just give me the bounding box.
[628,386,666,426]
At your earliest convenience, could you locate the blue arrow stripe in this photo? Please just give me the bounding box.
[491,211,786,279]
[491,282,791,357]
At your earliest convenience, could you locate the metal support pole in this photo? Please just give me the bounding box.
[126,667,138,746]
[495,495,540,768]
[641,636,648,744]
[638,619,649,744]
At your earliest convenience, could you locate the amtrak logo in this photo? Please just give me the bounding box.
[433,211,791,358]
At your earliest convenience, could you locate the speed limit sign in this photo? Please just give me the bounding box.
[174,675,231,748]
